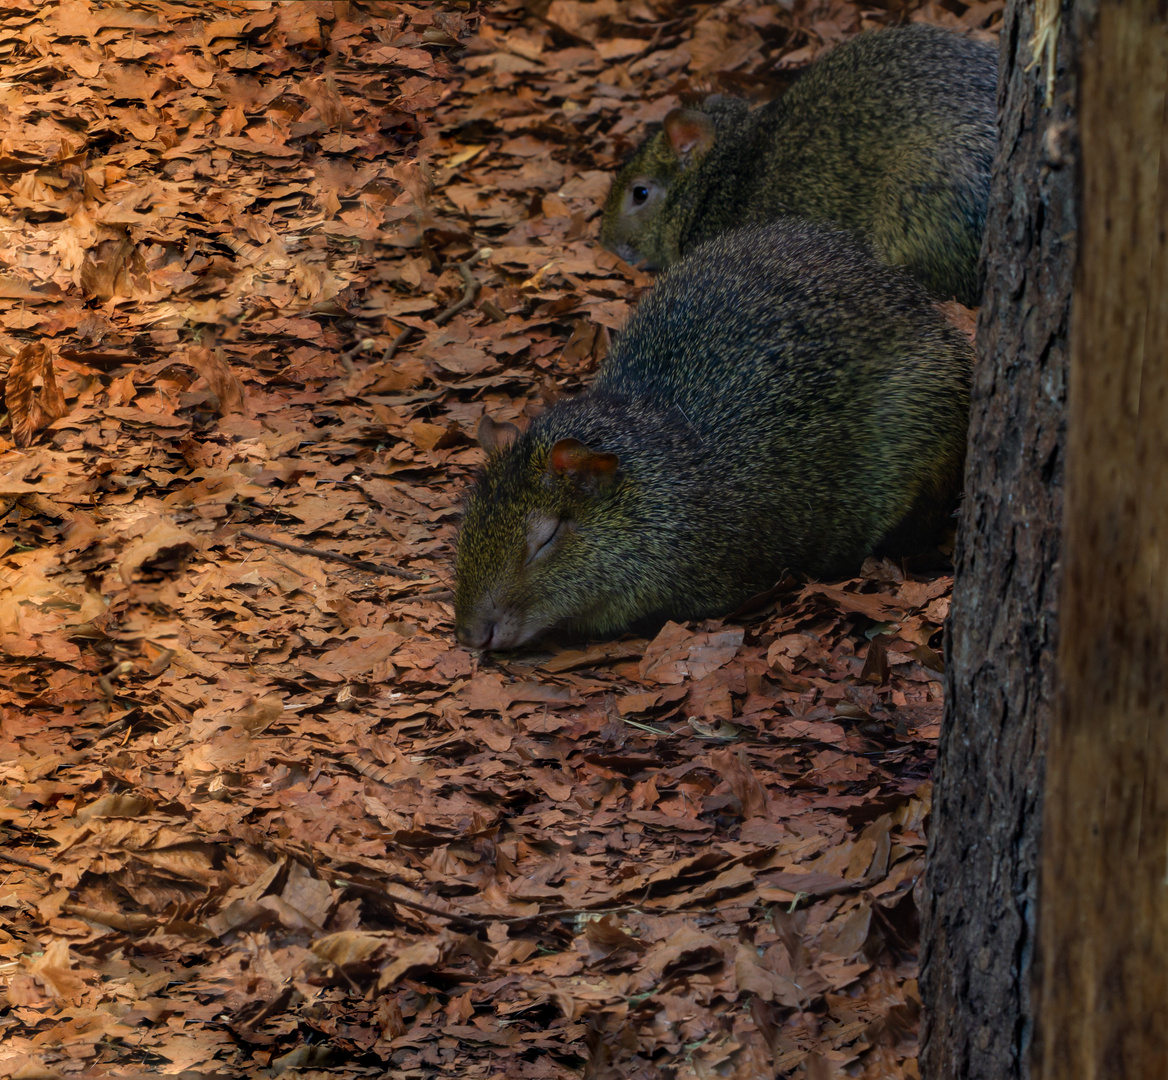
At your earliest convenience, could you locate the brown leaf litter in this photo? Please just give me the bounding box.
[0,1,1000,1077]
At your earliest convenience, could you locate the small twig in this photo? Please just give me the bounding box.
[378,889,490,932]
[62,901,160,933]
[380,324,416,364]
[433,249,489,328]
[338,337,378,376]
[73,713,134,749]
[238,529,428,581]
[352,880,644,934]
[411,588,452,602]
[382,249,489,362]
[0,851,53,874]
[98,661,134,706]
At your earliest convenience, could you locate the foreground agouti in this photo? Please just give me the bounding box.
[454,221,972,651]
[600,25,997,306]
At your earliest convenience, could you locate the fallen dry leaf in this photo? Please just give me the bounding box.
[0,0,998,1076]
[6,343,68,447]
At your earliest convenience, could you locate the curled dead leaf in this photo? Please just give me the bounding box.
[182,346,247,417]
[708,747,769,820]
[79,234,151,300]
[25,939,89,1005]
[117,520,198,585]
[583,913,647,955]
[313,929,395,966]
[5,343,68,448]
[377,941,443,987]
[75,794,153,822]
[734,943,808,1008]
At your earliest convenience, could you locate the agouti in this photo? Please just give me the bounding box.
[600,25,997,306]
[454,221,972,651]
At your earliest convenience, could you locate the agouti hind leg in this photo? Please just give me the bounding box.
[874,481,961,562]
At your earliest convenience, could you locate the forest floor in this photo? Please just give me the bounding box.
[0,2,1001,1077]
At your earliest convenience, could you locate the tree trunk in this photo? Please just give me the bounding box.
[1032,3,1168,1077]
[918,0,1079,1076]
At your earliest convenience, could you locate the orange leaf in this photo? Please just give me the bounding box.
[5,343,67,448]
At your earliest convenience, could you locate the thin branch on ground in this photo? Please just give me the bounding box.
[338,337,378,375]
[381,249,490,362]
[238,529,429,580]
[0,852,53,874]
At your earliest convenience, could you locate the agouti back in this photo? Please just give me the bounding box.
[455,221,973,651]
[600,25,997,306]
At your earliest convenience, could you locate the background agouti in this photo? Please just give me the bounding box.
[600,25,997,306]
[455,221,973,651]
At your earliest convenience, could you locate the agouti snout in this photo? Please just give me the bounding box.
[455,221,973,651]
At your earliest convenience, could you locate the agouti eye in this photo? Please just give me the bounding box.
[525,515,563,565]
[632,184,650,206]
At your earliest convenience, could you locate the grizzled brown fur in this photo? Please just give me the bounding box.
[600,25,996,306]
[454,221,973,651]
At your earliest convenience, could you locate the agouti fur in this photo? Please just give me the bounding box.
[454,221,972,651]
[600,24,997,306]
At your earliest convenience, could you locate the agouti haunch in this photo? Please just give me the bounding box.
[454,221,973,651]
[600,24,997,306]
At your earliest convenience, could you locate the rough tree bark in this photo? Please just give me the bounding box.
[918,0,1078,1076]
[923,0,1168,1075]
[1032,3,1168,1077]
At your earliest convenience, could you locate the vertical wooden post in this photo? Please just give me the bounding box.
[1035,2,1168,1077]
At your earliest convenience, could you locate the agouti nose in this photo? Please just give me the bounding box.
[456,621,494,650]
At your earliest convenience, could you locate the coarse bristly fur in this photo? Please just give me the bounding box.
[600,24,997,306]
[454,220,973,651]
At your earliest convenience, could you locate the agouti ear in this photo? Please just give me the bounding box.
[663,109,716,165]
[477,414,521,454]
[549,438,620,494]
